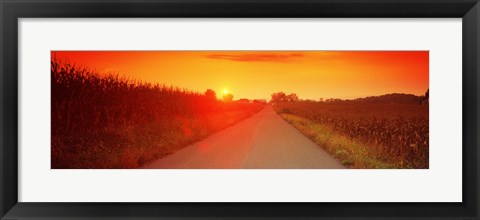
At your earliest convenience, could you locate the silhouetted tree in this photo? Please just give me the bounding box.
[422,89,429,105]
[286,93,299,102]
[223,93,233,102]
[270,92,287,103]
[205,89,217,100]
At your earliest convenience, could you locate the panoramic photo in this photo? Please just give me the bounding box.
[51,51,429,169]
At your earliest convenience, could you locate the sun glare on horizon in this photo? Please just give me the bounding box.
[51,51,429,100]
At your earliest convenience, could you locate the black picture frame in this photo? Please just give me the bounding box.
[1,0,479,219]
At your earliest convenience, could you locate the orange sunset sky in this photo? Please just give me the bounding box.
[51,51,429,100]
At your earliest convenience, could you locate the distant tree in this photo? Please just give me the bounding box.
[422,89,429,105]
[270,92,287,103]
[286,93,299,102]
[223,93,233,102]
[335,93,425,104]
[319,98,324,102]
[205,89,217,100]
[325,98,343,103]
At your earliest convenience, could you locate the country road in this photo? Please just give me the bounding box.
[143,105,345,169]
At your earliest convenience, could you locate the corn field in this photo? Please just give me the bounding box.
[275,102,428,168]
[51,60,264,168]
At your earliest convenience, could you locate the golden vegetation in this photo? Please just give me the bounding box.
[51,60,264,168]
[275,102,428,168]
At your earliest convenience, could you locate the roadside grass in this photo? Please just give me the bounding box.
[279,113,402,169]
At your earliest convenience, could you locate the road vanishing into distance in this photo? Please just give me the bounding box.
[144,105,345,169]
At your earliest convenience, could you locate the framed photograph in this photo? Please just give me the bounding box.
[1,0,479,219]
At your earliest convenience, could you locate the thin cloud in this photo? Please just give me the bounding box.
[206,53,304,63]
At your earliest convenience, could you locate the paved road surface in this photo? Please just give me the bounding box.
[144,105,344,169]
